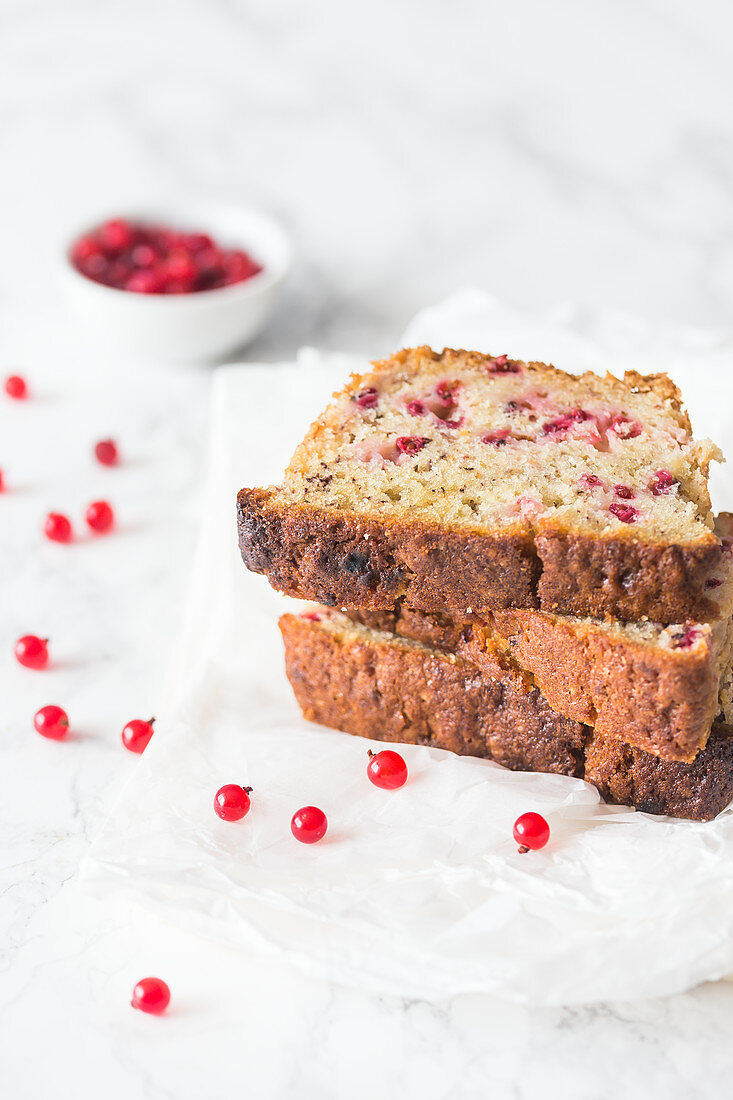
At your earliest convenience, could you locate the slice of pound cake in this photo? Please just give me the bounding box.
[281,610,733,821]
[239,347,724,624]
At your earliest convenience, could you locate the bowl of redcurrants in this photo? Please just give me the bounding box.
[61,202,291,362]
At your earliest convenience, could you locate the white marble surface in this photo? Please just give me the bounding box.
[4,1,733,1096]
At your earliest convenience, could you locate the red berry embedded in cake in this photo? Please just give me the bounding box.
[613,485,635,499]
[95,439,119,466]
[542,409,592,436]
[482,430,512,446]
[487,354,521,374]
[15,635,49,669]
[121,718,155,754]
[578,473,605,490]
[434,380,460,404]
[671,626,702,649]
[406,399,426,416]
[131,977,170,1015]
[353,388,379,409]
[395,436,429,456]
[512,812,550,853]
[291,805,328,844]
[86,500,115,533]
[366,749,408,789]
[34,705,69,740]
[213,784,253,821]
[609,414,642,439]
[4,374,28,399]
[649,470,678,496]
[44,513,73,543]
[608,502,639,524]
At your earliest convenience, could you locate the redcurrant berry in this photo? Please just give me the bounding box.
[121,717,155,754]
[34,705,69,740]
[131,977,170,1015]
[213,784,253,821]
[5,374,28,399]
[44,513,73,543]
[366,749,408,789]
[125,269,164,294]
[291,806,328,844]
[513,812,550,853]
[0,469,5,492]
[94,439,119,466]
[98,218,134,254]
[86,500,115,533]
[15,635,49,669]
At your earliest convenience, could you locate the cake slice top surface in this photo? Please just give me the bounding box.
[280,347,722,544]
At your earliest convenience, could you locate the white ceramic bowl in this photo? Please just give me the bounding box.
[60,201,291,362]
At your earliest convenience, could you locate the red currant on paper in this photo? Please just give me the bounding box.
[4,374,28,399]
[291,806,328,844]
[34,705,69,740]
[85,500,115,533]
[131,977,170,1015]
[367,749,408,789]
[513,812,550,853]
[94,439,119,466]
[44,513,73,543]
[121,718,155,754]
[15,635,49,669]
[214,784,252,821]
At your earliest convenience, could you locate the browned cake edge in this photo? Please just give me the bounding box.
[279,611,733,822]
[481,608,721,763]
[349,605,720,762]
[239,488,721,625]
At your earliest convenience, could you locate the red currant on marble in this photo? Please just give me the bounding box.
[4,374,28,399]
[121,717,155,754]
[44,513,73,543]
[15,635,49,669]
[34,704,69,740]
[367,748,408,789]
[86,500,115,533]
[214,784,253,821]
[94,439,119,466]
[131,977,170,1015]
[0,469,5,492]
[291,805,328,844]
[513,812,550,853]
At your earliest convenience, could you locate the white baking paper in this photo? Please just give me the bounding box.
[82,290,733,1005]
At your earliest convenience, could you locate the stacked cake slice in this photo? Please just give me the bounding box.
[238,347,733,820]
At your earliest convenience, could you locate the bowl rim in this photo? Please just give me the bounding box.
[60,200,292,306]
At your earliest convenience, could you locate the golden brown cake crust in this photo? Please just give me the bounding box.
[280,612,586,776]
[349,604,722,762]
[238,488,721,624]
[280,612,733,821]
[239,487,540,616]
[481,608,720,762]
